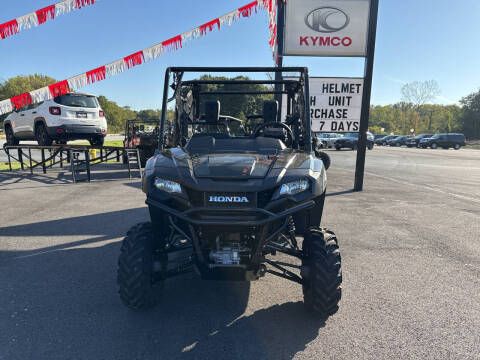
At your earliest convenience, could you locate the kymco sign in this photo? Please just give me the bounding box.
[284,0,370,57]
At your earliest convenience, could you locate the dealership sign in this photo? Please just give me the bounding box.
[308,78,364,132]
[284,0,370,56]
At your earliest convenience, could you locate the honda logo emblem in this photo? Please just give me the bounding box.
[208,196,249,204]
[305,7,350,33]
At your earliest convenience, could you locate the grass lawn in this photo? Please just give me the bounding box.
[70,140,124,147]
[0,162,21,171]
[104,140,124,147]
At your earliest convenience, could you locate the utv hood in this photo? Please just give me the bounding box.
[192,154,275,179]
[149,148,313,183]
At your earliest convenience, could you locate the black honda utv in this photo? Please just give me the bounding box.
[117,67,341,318]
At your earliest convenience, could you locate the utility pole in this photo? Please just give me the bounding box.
[354,0,380,191]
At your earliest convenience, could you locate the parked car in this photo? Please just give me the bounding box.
[387,135,412,147]
[316,133,343,148]
[315,137,328,149]
[406,134,433,147]
[3,93,107,146]
[419,133,466,150]
[334,132,374,150]
[375,135,396,146]
[373,134,387,140]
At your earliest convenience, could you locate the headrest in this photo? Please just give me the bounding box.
[204,100,221,123]
[263,101,279,123]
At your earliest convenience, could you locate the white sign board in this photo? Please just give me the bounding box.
[281,77,364,132]
[284,0,370,57]
[309,78,364,132]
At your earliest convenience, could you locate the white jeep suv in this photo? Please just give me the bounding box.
[4,93,107,146]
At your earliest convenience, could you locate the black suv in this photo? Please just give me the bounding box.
[387,135,412,147]
[419,133,466,150]
[375,135,396,146]
[406,134,433,148]
[335,132,374,150]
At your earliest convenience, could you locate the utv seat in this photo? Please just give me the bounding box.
[204,100,221,123]
[260,101,287,141]
[186,136,285,154]
[263,100,279,123]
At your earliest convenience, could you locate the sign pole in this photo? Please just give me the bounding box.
[354,0,380,191]
[274,0,285,121]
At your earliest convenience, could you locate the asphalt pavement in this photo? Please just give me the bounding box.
[0,147,479,359]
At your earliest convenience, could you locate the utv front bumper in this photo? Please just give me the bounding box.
[146,196,315,282]
[146,197,315,226]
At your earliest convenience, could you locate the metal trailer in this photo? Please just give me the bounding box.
[1,144,142,182]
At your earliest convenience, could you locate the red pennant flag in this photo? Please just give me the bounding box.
[124,51,144,69]
[11,93,33,110]
[238,1,258,17]
[75,0,96,9]
[200,19,220,35]
[86,66,106,83]
[267,0,273,12]
[49,80,71,98]
[36,5,56,25]
[162,35,183,50]
[0,20,19,39]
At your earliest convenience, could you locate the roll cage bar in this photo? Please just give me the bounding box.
[159,67,312,152]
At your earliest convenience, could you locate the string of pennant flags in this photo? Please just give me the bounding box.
[0,0,97,40]
[0,0,278,115]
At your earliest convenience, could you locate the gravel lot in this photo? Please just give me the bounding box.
[0,147,479,359]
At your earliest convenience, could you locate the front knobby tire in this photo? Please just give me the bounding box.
[315,150,331,170]
[117,222,160,310]
[301,227,342,318]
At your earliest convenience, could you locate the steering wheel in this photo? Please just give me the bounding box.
[253,122,295,147]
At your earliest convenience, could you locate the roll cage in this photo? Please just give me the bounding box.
[158,67,312,152]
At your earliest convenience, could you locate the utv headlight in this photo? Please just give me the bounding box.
[154,178,182,194]
[279,179,310,197]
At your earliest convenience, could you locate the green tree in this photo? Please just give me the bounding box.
[198,75,272,119]
[401,80,441,132]
[460,90,480,139]
[137,109,163,123]
[0,74,56,100]
[0,75,57,122]
[369,102,462,136]
[97,96,137,133]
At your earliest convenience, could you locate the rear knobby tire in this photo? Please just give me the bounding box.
[301,227,342,318]
[117,222,159,310]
